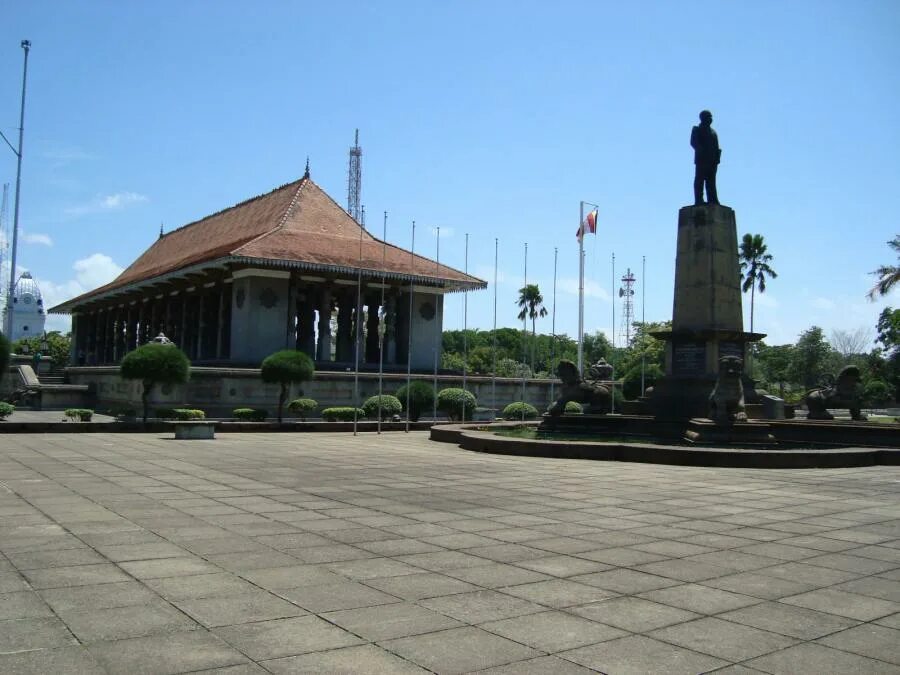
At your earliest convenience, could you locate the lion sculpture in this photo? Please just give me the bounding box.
[709,355,747,423]
[548,359,611,416]
[805,365,866,421]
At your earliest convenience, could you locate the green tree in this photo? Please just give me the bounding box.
[788,326,839,389]
[875,307,900,398]
[260,350,315,424]
[755,342,795,396]
[120,343,191,424]
[739,233,777,335]
[868,234,900,300]
[0,331,10,383]
[516,284,548,370]
[12,331,71,369]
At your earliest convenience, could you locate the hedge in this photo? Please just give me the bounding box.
[322,407,366,422]
[172,409,205,420]
[287,398,318,419]
[233,408,267,422]
[65,408,94,422]
[0,402,14,419]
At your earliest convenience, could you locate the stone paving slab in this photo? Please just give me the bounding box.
[1,431,900,673]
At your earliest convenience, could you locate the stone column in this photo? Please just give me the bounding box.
[384,292,397,364]
[216,286,225,359]
[196,293,205,361]
[335,289,354,362]
[365,292,380,364]
[298,292,317,358]
[180,296,188,354]
[316,287,332,362]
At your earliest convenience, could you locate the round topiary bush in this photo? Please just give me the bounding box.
[64,408,94,422]
[437,388,477,421]
[260,350,315,424]
[0,402,15,420]
[502,402,538,420]
[322,407,366,422]
[395,381,435,422]
[233,408,267,422]
[287,398,318,420]
[362,394,402,420]
[564,401,583,414]
[172,409,205,420]
[120,343,190,423]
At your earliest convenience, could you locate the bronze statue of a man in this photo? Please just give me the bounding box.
[691,110,721,205]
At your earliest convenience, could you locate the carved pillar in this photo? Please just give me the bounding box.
[180,295,188,353]
[335,289,354,362]
[216,286,225,359]
[385,292,397,364]
[196,293,205,361]
[298,290,316,358]
[91,311,100,365]
[316,287,333,362]
[125,306,135,354]
[366,292,380,364]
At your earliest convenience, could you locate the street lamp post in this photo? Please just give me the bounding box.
[2,40,31,337]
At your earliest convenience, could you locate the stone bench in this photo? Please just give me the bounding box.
[171,421,217,440]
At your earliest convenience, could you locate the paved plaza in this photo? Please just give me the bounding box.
[1,432,899,674]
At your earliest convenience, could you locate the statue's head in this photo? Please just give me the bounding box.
[556,359,580,385]
[836,365,862,392]
[699,110,713,124]
[718,355,743,378]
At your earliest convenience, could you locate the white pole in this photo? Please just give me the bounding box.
[353,205,365,436]
[491,238,498,419]
[551,246,558,404]
[462,232,468,423]
[4,41,30,337]
[405,221,415,432]
[432,227,440,422]
[521,242,527,420]
[641,254,646,397]
[611,252,616,349]
[577,201,585,374]
[377,211,387,433]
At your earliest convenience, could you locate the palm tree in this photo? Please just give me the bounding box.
[516,284,548,371]
[868,234,900,300]
[739,233,777,335]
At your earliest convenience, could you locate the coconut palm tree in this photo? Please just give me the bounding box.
[516,284,548,371]
[739,233,777,335]
[868,234,900,300]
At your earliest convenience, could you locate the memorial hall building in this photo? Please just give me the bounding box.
[50,173,485,371]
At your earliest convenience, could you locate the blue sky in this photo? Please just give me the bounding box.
[3,1,899,348]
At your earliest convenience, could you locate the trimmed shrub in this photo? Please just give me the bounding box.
[437,388,477,421]
[0,402,14,419]
[154,408,178,420]
[362,394,403,420]
[260,350,315,424]
[501,402,538,420]
[395,381,435,422]
[564,401,583,414]
[120,343,190,423]
[863,379,891,406]
[65,408,93,422]
[322,407,365,422]
[233,408,267,422]
[287,398,318,420]
[172,409,205,421]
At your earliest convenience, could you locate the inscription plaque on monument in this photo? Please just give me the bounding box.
[673,341,706,376]
[719,341,744,361]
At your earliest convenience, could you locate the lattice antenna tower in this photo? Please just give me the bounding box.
[618,267,636,346]
[347,129,363,226]
[0,184,9,320]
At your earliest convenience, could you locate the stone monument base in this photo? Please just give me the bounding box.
[684,418,776,447]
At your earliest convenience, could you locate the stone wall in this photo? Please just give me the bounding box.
[66,366,561,418]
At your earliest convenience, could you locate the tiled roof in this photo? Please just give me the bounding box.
[51,177,485,312]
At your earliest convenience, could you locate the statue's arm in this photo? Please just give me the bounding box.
[690,126,699,150]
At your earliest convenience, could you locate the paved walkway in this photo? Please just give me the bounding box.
[1,432,899,674]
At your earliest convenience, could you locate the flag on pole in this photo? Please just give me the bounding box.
[576,208,598,242]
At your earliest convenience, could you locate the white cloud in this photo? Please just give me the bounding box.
[33,253,124,331]
[72,253,124,289]
[558,277,611,301]
[23,232,53,246]
[65,191,148,216]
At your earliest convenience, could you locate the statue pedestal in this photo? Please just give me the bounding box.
[651,205,763,420]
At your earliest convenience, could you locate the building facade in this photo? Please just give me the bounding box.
[50,174,485,369]
[7,271,47,341]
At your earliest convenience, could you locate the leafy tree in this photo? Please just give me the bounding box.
[516,284,548,370]
[582,331,614,367]
[868,234,900,299]
[875,307,900,398]
[755,342,795,396]
[260,350,315,424]
[0,331,10,383]
[788,326,839,389]
[120,343,190,424]
[830,327,874,364]
[437,388,476,421]
[12,331,71,369]
[396,381,434,422]
[739,233,777,335]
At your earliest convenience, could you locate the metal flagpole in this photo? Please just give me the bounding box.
[521,242,527,420]
[462,233,468,423]
[353,205,365,436]
[377,211,387,434]
[577,201,585,374]
[3,40,30,337]
[641,254,646,396]
[551,247,558,403]
[491,238,498,419]
[405,221,415,432]
[432,227,440,422]
[611,252,616,348]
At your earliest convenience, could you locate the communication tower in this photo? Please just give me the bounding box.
[618,267,636,346]
[347,129,362,226]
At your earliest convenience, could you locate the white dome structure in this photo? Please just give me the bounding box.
[9,271,46,341]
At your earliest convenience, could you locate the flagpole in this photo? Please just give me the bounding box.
[491,238,498,420]
[641,254,646,397]
[353,205,365,436]
[377,211,387,434]
[551,246,558,404]
[405,221,415,433]
[611,251,616,349]
[432,226,440,422]
[577,201,585,374]
[462,232,468,423]
[521,242,528,421]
